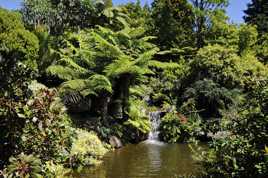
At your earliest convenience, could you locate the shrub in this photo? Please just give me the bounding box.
[69,129,108,169]
[19,88,75,162]
[5,153,42,178]
[159,112,190,143]
[123,100,151,142]
[197,87,268,177]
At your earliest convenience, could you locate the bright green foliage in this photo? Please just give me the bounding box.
[44,161,72,178]
[190,45,267,89]
[148,59,191,106]
[205,10,238,47]
[0,9,38,60]
[159,112,204,143]
[150,0,194,49]
[255,33,268,63]
[0,8,39,96]
[120,0,150,29]
[189,0,228,48]
[70,129,108,168]
[175,45,268,121]
[238,24,258,55]
[6,153,42,178]
[0,8,39,63]
[124,100,151,134]
[244,0,268,35]
[104,0,113,8]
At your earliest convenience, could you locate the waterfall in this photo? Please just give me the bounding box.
[148,111,162,141]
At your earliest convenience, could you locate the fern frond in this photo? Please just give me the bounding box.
[60,79,91,93]
[46,65,80,80]
[104,55,134,77]
[91,31,123,58]
[87,74,112,94]
[60,74,112,97]
[59,55,88,74]
[135,48,159,66]
[149,60,181,69]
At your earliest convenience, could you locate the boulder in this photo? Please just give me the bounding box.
[109,136,123,149]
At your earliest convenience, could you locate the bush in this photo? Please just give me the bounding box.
[69,129,108,169]
[5,153,42,178]
[123,100,151,143]
[159,112,190,143]
[19,88,75,162]
[197,87,268,177]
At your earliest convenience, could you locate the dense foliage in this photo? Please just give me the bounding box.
[1,0,268,177]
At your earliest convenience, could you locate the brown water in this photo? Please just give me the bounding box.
[77,141,200,178]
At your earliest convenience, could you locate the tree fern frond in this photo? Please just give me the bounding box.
[59,74,112,97]
[135,48,159,66]
[60,79,91,93]
[104,55,134,77]
[128,27,146,39]
[149,60,181,69]
[116,16,129,29]
[90,31,123,58]
[141,36,157,42]
[46,65,80,80]
[59,56,88,74]
[88,74,112,94]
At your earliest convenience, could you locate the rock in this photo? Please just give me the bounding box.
[109,136,123,148]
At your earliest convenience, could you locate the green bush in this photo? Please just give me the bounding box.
[5,153,42,178]
[197,87,268,177]
[19,88,75,162]
[159,112,190,143]
[123,100,151,142]
[69,129,108,169]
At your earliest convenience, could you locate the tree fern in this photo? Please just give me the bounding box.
[46,65,80,80]
[60,74,112,97]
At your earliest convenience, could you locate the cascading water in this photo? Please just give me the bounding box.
[147,111,162,141]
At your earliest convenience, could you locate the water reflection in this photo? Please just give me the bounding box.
[77,142,199,178]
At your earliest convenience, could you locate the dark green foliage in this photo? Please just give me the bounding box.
[199,87,268,177]
[181,79,241,119]
[244,0,268,35]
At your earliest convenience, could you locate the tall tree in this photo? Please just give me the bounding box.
[150,0,195,50]
[244,0,268,35]
[22,0,105,35]
[104,0,113,8]
[189,0,228,48]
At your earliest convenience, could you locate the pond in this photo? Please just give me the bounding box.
[76,141,200,178]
